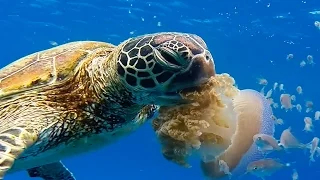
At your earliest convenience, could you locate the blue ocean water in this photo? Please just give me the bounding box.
[0,0,320,179]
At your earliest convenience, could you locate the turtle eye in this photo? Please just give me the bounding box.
[158,47,182,66]
[253,166,258,170]
[152,47,181,71]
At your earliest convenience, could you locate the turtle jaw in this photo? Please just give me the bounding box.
[156,52,215,105]
[152,83,208,106]
[168,52,215,91]
[145,85,200,106]
[140,53,215,106]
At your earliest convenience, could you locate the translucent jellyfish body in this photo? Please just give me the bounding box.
[152,73,275,179]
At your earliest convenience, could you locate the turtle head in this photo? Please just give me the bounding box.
[116,32,215,105]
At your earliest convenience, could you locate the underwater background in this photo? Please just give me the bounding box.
[1,0,320,179]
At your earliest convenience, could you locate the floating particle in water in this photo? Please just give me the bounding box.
[296,86,303,94]
[315,111,320,120]
[305,101,314,113]
[286,53,294,60]
[279,84,284,91]
[260,86,265,95]
[310,11,320,15]
[292,169,299,180]
[265,89,273,99]
[257,77,268,86]
[300,60,306,67]
[303,117,313,132]
[157,21,162,26]
[315,21,320,29]
[307,55,315,65]
[129,31,135,35]
[291,95,296,102]
[49,41,58,46]
[275,118,284,125]
[296,104,302,112]
[273,82,278,90]
[273,103,279,109]
[307,55,313,62]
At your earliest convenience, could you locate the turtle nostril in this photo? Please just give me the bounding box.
[205,55,210,61]
[190,54,215,78]
[204,51,213,62]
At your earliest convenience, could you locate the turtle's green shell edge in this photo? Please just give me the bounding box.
[0,41,115,98]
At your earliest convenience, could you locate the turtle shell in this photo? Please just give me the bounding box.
[0,41,115,98]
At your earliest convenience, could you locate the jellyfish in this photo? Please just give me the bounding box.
[152,73,275,179]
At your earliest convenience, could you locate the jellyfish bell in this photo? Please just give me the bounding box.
[152,73,275,179]
[200,88,275,179]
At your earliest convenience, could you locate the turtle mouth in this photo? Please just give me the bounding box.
[165,86,202,96]
[180,86,202,94]
[153,76,211,106]
[166,76,210,96]
[162,82,207,103]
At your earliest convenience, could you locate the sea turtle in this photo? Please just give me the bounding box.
[0,32,215,179]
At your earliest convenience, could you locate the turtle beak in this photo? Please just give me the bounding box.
[166,52,215,92]
[154,52,215,106]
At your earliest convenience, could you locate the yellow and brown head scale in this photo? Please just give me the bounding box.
[116,32,215,105]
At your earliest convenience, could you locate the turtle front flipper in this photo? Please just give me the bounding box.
[0,127,37,179]
[27,161,76,180]
[134,105,160,125]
